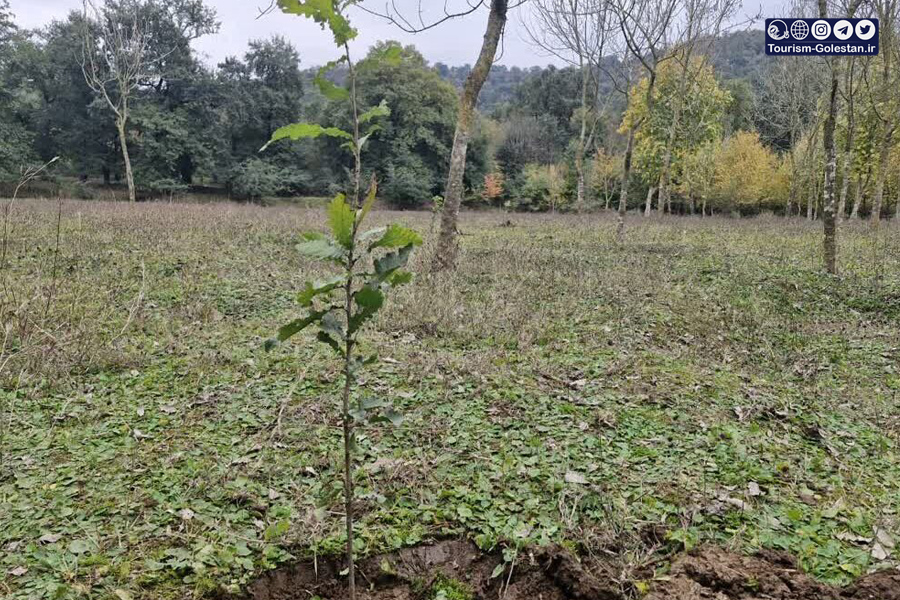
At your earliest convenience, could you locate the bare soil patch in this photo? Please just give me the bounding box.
[231,542,900,600]
[648,547,900,600]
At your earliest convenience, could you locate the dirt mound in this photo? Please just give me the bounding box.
[231,542,900,600]
[646,546,900,600]
[231,540,622,600]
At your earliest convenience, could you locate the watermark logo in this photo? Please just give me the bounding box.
[765,18,879,55]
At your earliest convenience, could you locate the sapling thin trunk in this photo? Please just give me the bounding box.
[261,5,421,600]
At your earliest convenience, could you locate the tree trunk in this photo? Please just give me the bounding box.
[851,177,862,218]
[870,122,893,227]
[658,107,681,214]
[821,63,839,274]
[433,0,508,271]
[575,59,589,213]
[645,186,656,215]
[616,128,636,242]
[116,117,136,203]
[838,139,853,222]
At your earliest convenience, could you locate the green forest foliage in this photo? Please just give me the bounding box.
[0,0,772,208]
[7,1,879,217]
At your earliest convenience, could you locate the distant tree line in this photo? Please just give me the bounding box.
[3,0,898,228]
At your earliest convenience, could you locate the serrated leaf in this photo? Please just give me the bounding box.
[328,194,355,248]
[320,311,345,340]
[369,224,422,250]
[261,122,352,151]
[359,227,387,244]
[358,177,378,225]
[297,275,345,307]
[316,330,344,355]
[359,99,391,124]
[265,310,327,349]
[374,244,414,277]
[277,0,358,45]
[355,286,384,311]
[297,238,345,262]
[315,58,349,100]
[386,270,413,287]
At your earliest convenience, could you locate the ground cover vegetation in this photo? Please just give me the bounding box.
[1,202,899,599]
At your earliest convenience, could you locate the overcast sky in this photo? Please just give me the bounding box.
[12,0,778,68]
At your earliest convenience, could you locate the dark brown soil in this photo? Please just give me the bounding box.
[646,547,900,600]
[230,541,900,600]
[229,540,622,600]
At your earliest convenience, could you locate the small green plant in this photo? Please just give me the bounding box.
[428,574,473,600]
[260,3,421,600]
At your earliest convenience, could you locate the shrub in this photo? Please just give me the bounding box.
[230,159,286,201]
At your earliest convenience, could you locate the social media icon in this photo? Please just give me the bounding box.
[833,19,853,40]
[768,19,790,40]
[812,19,831,40]
[855,19,876,40]
[790,20,809,39]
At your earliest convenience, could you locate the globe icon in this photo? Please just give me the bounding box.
[791,20,810,39]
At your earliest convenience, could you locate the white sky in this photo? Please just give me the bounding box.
[12,0,779,68]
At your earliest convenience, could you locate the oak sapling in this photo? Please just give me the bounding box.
[260,2,422,600]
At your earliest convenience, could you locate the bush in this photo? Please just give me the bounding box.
[230,159,287,201]
[516,163,568,211]
[382,160,434,208]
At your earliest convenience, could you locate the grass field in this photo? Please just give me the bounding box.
[2,199,899,599]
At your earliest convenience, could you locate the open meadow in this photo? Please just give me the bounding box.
[2,199,900,599]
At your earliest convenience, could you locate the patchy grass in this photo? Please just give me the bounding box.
[1,200,899,599]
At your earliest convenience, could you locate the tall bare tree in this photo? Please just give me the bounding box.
[524,0,613,212]
[80,0,152,203]
[434,0,509,270]
[867,0,899,226]
[837,56,860,222]
[612,0,679,239]
[816,0,864,273]
[755,55,825,217]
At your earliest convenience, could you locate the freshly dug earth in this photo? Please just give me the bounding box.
[232,540,622,600]
[232,542,900,600]
[647,546,900,599]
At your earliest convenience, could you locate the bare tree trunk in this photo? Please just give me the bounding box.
[851,177,862,218]
[895,187,900,219]
[575,59,589,212]
[616,128,635,242]
[870,122,894,227]
[116,117,136,203]
[838,141,853,222]
[434,0,507,271]
[822,64,839,274]
[645,185,656,215]
[658,84,685,214]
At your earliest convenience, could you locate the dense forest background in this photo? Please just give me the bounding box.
[2,0,895,217]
